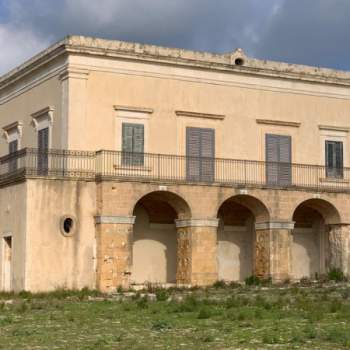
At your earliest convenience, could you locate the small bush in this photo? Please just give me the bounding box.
[197,307,212,319]
[136,297,148,309]
[212,280,227,289]
[328,268,346,282]
[151,320,171,331]
[299,276,312,286]
[329,299,342,313]
[155,289,169,302]
[245,275,261,286]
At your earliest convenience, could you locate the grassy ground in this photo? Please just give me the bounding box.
[1,283,350,349]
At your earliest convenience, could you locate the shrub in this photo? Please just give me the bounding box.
[155,289,169,302]
[197,307,212,319]
[299,276,312,286]
[245,275,261,286]
[328,268,346,282]
[151,320,171,331]
[136,297,148,309]
[212,280,227,289]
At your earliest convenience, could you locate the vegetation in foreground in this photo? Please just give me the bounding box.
[1,280,350,349]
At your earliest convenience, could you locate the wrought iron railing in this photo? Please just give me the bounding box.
[0,148,349,193]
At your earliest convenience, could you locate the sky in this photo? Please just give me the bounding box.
[1,0,350,75]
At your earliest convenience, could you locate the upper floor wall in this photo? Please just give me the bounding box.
[1,36,350,169]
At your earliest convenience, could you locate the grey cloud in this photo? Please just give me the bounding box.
[0,0,350,74]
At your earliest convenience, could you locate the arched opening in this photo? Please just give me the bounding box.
[292,199,341,279]
[131,191,191,285]
[217,195,269,281]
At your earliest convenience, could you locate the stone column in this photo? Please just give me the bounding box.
[175,219,219,286]
[254,221,294,281]
[95,216,135,292]
[328,224,350,276]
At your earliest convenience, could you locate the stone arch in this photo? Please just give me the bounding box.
[217,194,270,223]
[131,191,191,285]
[132,190,191,220]
[216,195,270,282]
[291,198,341,280]
[292,198,341,225]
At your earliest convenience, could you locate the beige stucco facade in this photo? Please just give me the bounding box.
[1,36,350,292]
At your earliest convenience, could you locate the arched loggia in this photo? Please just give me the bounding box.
[217,195,270,281]
[131,191,191,285]
[291,198,341,279]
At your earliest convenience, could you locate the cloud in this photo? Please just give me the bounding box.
[0,0,349,75]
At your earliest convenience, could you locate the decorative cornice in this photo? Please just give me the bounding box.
[95,215,136,225]
[58,68,90,81]
[175,110,225,120]
[255,221,295,230]
[318,125,350,133]
[2,121,23,142]
[114,105,154,114]
[175,218,219,228]
[2,35,350,95]
[256,119,301,128]
[31,106,54,131]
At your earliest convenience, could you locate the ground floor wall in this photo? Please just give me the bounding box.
[2,179,350,292]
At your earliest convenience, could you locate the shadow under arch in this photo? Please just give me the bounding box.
[131,191,191,286]
[292,198,341,225]
[216,194,270,282]
[291,198,341,280]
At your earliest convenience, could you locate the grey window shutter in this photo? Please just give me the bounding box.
[8,140,18,172]
[9,140,18,154]
[200,128,215,182]
[186,128,201,180]
[38,128,49,175]
[122,123,144,166]
[278,135,292,185]
[266,134,279,184]
[186,127,215,182]
[266,134,291,185]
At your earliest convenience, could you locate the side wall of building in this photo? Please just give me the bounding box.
[0,182,27,291]
[25,179,97,292]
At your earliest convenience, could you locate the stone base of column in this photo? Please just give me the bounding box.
[255,221,294,281]
[176,219,219,286]
[328,224,350,276]
[95,216,135,292]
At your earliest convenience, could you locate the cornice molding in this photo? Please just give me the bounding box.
[114,105,154,114]
[31,106,55,131]
[95,215,136,225]
[58,68,90,81]
[2,121,23,142]
[255,221,295,230]
[256,119,301,128]
[318,125,350,133]
[175,218,219,228]
[175,110,225,120]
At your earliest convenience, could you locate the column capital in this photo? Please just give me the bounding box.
[95,215,136,225]
[175,218,219,228]
[255,221,295,231]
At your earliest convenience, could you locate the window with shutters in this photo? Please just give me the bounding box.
[186,127,215,182]
[38,127,49,175]
[266,134,292,186]
[122,123,144,166]
[8,140,18,172]
[325,141,343,178]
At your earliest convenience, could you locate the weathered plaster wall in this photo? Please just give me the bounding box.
[0,182,27,291]
[25,179,96,292]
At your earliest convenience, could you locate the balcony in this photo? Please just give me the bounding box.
[0,148,348,193]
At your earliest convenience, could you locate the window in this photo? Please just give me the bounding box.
[266,134,292,186]
[326,141,343,178]
[8,140,18,172]
[122,123,144,166]
[186,127,215,182]
[38,127,49,175]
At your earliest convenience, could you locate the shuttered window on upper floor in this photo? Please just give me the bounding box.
[326,141,343,178]
[122,123,144,166]
[266,134,292,186]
